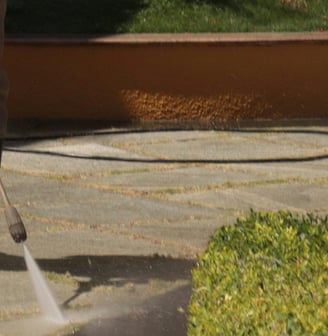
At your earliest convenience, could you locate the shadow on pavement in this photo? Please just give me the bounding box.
[0,252,194,307]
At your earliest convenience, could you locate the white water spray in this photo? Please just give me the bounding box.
[22,243,67,324]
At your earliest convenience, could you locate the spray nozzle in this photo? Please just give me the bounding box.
[0,177,27,243]
[5,205,27,243]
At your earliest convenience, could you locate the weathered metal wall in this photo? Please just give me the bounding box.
[3,34,328,123]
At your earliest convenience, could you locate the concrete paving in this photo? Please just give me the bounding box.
[0,126,327,335]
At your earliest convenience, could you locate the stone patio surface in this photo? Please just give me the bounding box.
[0,126,327,335]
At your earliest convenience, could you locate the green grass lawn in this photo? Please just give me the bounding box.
[5,0,328,35]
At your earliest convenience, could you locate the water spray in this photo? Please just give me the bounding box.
[0,177,67,324]
[23,243,68,324]
[0,177,27,243]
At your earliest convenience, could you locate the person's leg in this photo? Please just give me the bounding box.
[0,0,8,165]
[0,1,25,243]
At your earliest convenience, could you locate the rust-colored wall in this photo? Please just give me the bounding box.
[3,37,328,123]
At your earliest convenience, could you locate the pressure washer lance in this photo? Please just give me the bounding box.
[0,177,27,243]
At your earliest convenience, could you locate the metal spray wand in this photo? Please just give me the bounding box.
[0,177,27,243]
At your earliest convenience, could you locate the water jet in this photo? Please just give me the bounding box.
[0,176,67,324]
[22,243,68,324]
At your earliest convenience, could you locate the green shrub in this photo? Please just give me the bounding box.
[188,211,328,336]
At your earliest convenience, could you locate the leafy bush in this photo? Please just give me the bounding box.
[280,0,307,11]
[188,211,328,335]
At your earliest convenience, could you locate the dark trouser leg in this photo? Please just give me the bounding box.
[0,1,25,243]
[0,0,8,165]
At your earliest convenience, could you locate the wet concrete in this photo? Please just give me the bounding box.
[75,284,191,336]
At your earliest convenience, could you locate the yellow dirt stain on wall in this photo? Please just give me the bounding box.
[121,90,274,121]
